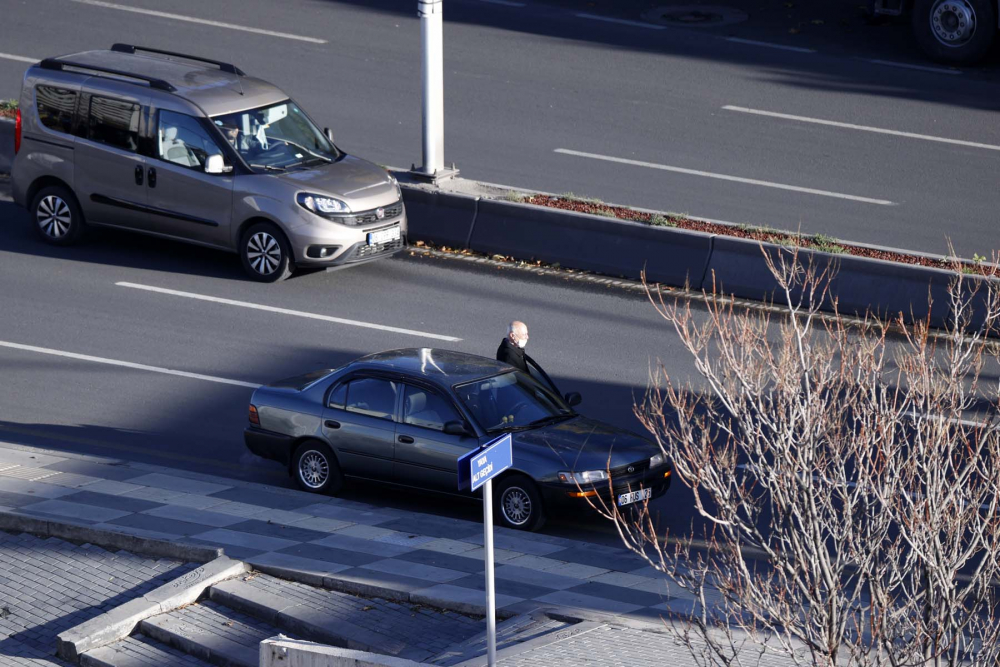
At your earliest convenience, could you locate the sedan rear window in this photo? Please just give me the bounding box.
[343,378,397,421]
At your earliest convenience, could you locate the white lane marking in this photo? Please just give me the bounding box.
[0,52,39,64]
[864,58,961,75]
[0,340,260,389]
[116,282,463,343]
[480,0,526,6]
[722,106,1000,152]
[575,13,666,30]
[553,148,896,206]
[66,0,327,44]
[725,37,816,54]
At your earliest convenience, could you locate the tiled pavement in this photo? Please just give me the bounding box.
[0,530,199,666]
[0,442,694,628]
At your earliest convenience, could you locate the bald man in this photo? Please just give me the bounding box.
[496,320,530,373]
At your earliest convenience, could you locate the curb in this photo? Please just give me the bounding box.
[56,555,249,662]
[260,637,427,667]
[0,510,223,562]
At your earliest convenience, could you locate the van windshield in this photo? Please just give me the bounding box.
[211,100,340,172]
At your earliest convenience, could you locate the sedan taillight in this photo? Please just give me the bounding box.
[248,404,259,425]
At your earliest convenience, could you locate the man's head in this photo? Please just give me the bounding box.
[508,321,529,349]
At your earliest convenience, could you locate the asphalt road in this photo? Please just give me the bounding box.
[0,176,711,547]
[0,0,998,259]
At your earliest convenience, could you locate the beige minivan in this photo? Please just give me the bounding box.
[11,44,406,282]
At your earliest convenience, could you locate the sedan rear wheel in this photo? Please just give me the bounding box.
[292,441,344,495]
[495,475,545,531]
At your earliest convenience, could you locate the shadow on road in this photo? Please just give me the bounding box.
[318,0,999,111]
[0,337,705,549]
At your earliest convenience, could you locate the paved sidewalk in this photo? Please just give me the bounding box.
[0,441,691,628]
[0,530,199,666]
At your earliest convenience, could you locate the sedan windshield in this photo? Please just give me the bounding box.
[454,371,573,433]
[211,100,340,172]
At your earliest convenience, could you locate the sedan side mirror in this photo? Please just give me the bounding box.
[204,154,231,175]
[443,420,471,437]
[564,392,582,407]
[324,127,335,144]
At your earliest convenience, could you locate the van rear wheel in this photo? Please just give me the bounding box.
[240,222,293,282]
[31,186,85,246]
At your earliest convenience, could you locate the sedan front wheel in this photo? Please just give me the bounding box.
[495,475,546,531]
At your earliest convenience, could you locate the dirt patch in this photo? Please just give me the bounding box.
[516,194,996,278]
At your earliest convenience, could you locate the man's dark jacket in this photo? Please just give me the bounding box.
[496,338,528,373]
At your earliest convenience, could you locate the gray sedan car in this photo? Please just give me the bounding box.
[244,349,671,530]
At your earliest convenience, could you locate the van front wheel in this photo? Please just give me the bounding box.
[240,222,293,282]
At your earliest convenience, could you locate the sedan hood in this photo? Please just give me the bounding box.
[275,155,398,209]
[513,416,657,470]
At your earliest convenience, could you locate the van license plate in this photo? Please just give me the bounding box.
[367,226,400,246]
[617,488,652,507]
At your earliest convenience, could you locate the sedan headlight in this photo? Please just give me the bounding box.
[649,452,667,468]
[558,470,608,484]
[297,192,350,216]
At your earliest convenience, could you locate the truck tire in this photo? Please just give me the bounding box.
[912,0,996,65]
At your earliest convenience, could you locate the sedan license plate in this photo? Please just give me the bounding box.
[617,488,652,507]
[367,226,400,246]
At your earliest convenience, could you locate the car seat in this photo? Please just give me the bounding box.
[160,126,199,167]
[405,391,444,430]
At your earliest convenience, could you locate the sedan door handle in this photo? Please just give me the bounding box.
[324,420,340,429]
[147,167,156,188]
[134,165,143,186]
[398,435,414,444]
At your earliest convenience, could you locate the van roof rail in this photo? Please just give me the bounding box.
[39,58,177,91]
[110,44,246,76]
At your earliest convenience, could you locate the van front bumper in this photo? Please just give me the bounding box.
[289,214,407,268]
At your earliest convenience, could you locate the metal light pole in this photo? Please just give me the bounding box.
[412,0,458,181]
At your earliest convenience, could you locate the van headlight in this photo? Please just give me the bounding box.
[297,192,350,215]
[558,470,608,484]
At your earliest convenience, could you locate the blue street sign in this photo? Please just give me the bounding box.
[457,434,512,492]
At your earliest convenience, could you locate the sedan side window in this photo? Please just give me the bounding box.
[328,382,347,409]
[344,378,397,421]
[402,385,461,432]
[157,110,226,170]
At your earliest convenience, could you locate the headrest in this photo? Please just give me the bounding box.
[164,126,178,141]
[406,391,427,414]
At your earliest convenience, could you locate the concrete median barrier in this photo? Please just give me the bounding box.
[469,198,714,288]
[706,235,994,330]
[399,186,478,249]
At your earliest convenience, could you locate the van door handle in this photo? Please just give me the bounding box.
[134,165,143,185]
[398,435,414,444]
[324,420,340,429]
[147,167,156,188]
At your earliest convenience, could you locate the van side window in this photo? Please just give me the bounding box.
[87,96,140,152]
[36,86,77,134]
[157,110,226,170]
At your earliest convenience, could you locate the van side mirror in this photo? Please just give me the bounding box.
[564,392,582,407]
[443,421,471,437]
[205,154,231,175]
[324,127,335,144]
